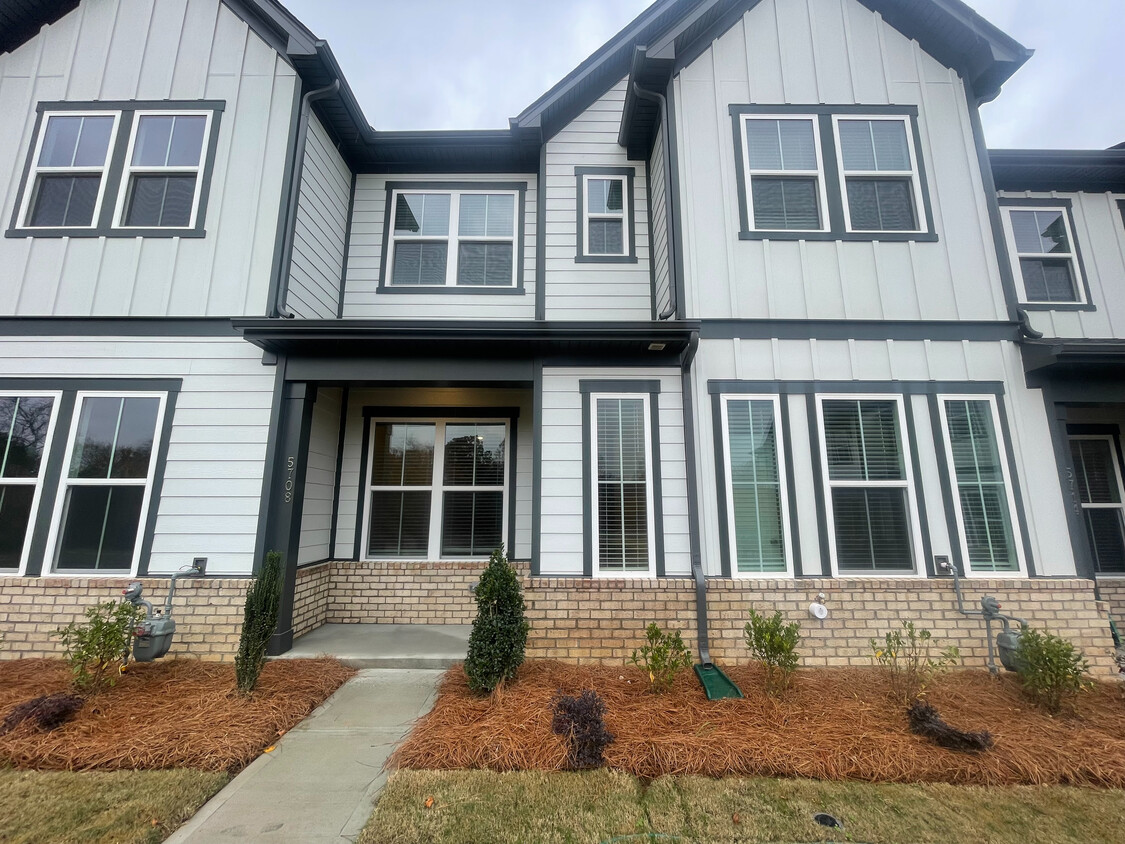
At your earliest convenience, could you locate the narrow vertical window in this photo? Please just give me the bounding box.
[1003,206,1084,304]
[575,168,635,261]
[21,113,117,228]
[118,113,212,228]
[1070,435,1125,574]
[740,116,826,231]
[940,398,1022,574]
[723,396,790,575]
[834,117,922,232]
[0,394,58,572]
[441,423,506,556]
[594,396,653,574]
[367,422,435,556]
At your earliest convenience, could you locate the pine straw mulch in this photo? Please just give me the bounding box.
[0,657,354,773]
[393,660,1125,788]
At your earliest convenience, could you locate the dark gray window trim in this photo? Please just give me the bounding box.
[729,104,937,243]
[353,405,521,562]
[0,318,240,336]
[0,377,183,578]
[7,100,225,240]
[376,180,528,295]
[574,166,639,263]
[1066,422,1125,578]
[699,318,1019,342]
[998,197,1095,312]
[580,379,664,577]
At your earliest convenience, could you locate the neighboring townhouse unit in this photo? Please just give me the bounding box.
[0,0,1117,674]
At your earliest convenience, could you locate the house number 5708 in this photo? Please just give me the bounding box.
[284,456,296,503]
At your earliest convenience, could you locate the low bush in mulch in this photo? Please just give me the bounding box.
[392,660,1125,787]
[0,657,354,773]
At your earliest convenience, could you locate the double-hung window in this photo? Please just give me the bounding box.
[19,113,118,228]
[721,396,792,575]
[1002,205,1086,305]
[740,116,827,231]
[0,393,60,573]
[818,397,920,575]
[364,419,508,559]
[834,116,924,232]
[593,395,654,576]
[938,397,1023,574]
[1069,435,1125,575]
[386,188,520,288]
[575,167,636,261]
[117,112,211,229]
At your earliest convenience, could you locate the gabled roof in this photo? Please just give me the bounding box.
[0,0,77,55]
[989,148,1125,193]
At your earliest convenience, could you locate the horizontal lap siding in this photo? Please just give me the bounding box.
[650,122,672,318]
[0,0,298,317]
[0,336,274,576]
[298,387,343,565]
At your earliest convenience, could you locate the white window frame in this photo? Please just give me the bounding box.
[831,115,926,234]
[1069,433,1125,578]
[386,189,520,288]
[42,391,168,577]
[0,391,62,577]
[816,394,925,578]
[581,174,630,257]
[360,417,510,561]
[591,393,656,578]
[17,111,122,230]
[1000,205,1086,305]
[937,395,1026,578]
[739,114,830,233]
[721,395,794,578]
[112,110,214,230]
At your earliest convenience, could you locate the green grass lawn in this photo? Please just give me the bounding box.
[361,769,1125,844]
[0,768,228,844]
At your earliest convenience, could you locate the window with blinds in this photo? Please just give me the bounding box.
[1069,435,1125,574]
[820,397,916,573]
[1003,206,1084,304]
[941,398,1020,573]
[834,117,921,232]
[723,397,789,575]
[594,396,652,575]
[741,116,826,231]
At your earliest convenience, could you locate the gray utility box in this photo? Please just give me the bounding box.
[133,616,176,662]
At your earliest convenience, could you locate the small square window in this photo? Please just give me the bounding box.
[1002,205,1086,305]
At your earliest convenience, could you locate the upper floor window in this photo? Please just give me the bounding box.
[381,182,526,292]
[1000,202,1088,306]
[740,116,827,231]
[8,101,223,239]
[575,166,637,262]
[833,116,924,232]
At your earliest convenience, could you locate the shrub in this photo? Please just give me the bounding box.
[870,620,959,703]
[235,550,283,695]
[551,690,615,769]
[55,600,143,692]
[1015,626,1091,714]
[0,693,85,735]
[630,622,693,694]
[743,609,801,696]
[464,547,530,694]
[907,700,993,752]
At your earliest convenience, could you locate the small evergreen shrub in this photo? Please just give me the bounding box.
[464,547,529,694]
[1015,626,1091,714]
[0,693,85,735]
[54,600,143,692]
[630,622,693,694]
[870,620,959,703]
[907,700,993,752]
[235,550,284,695]
[551,690,615,769]
[743,609,801,696]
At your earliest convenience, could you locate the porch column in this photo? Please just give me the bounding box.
[266,380,316,655]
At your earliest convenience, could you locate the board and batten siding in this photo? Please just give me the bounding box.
[1000,191,1125,340]
[692,337,1075,578]
[674,0,1007,323]
[0,336,275,576]
[286,116,352,319]
[297,386,343,565]
[650,122,673,318]
[539,367,690,576]
[544,80,653,320]
[332,387,533,560]
[341,174,537,319]
[0,0,298,317]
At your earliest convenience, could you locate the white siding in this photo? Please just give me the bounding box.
[0,0,298,317]
[539,367,690,576]
[1001,191,1125,339]
[544,80,653,320]
[333,387,533,560]
[287,116,352,319]
[298,386,342,564]
[341,173,537,319]
[674,0,1007,322]
[0,335,275,575]
[650,123,672,318]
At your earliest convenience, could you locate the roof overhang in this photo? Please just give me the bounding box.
[990,149,1125,193]
[1022,338,1125,376]
[0,0,78,54]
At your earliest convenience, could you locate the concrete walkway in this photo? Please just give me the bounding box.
[166,668,444,844]
[277,623,472,669]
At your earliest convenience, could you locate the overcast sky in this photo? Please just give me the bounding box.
[279,0,1124,149]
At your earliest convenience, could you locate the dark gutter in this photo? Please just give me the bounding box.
[989,148,1125,193]
[678,331,710,664]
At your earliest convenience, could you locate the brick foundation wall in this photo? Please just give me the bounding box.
[326,560,500,624]
[1095,578,1125,630]
[293,563,332,637]
[0,577,248,661]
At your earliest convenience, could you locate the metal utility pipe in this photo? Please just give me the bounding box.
[632,83,678,321]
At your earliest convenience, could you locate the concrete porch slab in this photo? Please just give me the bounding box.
[276,623,471,669]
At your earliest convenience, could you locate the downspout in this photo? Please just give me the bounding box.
[270,79,341,318]
[680,331,710,664]
[632,83,677,321]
